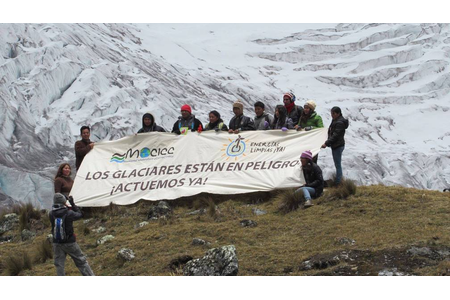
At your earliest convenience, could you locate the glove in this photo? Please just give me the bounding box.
[68,196,75,207]
[281,127,288,132]
[264,121,269,128]
[304,126,313,131]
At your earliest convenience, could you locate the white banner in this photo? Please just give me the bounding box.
[71,129,328,207]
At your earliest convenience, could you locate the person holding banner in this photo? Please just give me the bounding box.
[228,100,256,134]
[283,92,303,125]
[75,126,94,171]
[137,112,166,133]
[172,104,203,135]
[295,100,324,163]
[253,101,273,130]
[295,100,324,131]
[204,110,228,132]
[271,105,294,131]
[321,106,349,185]
[295,150,324,208]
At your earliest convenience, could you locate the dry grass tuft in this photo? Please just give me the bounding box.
[18,203,42,232]
[324,178,357,201]
[275,188,303,214]
[5,251,33,275]
[35,239,53,264]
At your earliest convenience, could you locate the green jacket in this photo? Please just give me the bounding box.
[298,112,324,129]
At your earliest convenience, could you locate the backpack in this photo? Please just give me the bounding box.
[53,213,68,242]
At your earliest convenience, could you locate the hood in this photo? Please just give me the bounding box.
[333,115,349,129]
[142,112,155,129]
[339,116,349,129]
[51,204,68,217]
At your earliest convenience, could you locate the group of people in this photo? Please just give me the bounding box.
[50,92,348,276]
[138,93,324,135]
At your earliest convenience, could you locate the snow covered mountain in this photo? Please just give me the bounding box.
[1,23,449,209]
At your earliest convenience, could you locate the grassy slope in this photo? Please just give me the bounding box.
[1,185,449,276]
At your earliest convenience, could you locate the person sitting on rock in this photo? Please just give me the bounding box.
[294,150,324,208]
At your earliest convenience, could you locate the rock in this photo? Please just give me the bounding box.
[83,219,92,224]
[192,238,210,246]
[168,255,193,271]
[134,221,149,229]
[378,268,405,276]
[46,234,53,243]
[0,235,13,244]
[21,229,36,241]
[335,237,356,245]
[252,208,267,216]
[97,235,115,245]
[240,219,257,227]
[407,246,433,257]
[117,248,135,261]
[147,201,172,220]
[93,226,106,233]
[186,208,206,216]
[183,245,238,276]
[0,213,19,235]
[299,254,341,271]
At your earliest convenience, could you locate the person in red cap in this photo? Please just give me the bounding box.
[294,150,324,208]
[283,92,303,125]
[172,104,203,135]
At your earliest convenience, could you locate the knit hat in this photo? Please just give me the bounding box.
[233,100,244,112]
[300,150,313,161]
[305,100,317,111]
[53,193,67,205]
[181,104,192,114]
[283,92,296,102]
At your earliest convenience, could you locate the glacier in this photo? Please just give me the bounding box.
[0,23,449,209]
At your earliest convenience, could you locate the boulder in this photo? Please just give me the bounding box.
[93,226,107,233]
[252,208,267,216]
[147,201,172,220]
[192,238,210,246]
[21,229,36,241]
[240,219,257,227]
[97,235,115,245]
[0,213,19,235]
[135,221,149,229]
[335,237,356,245]
[183,245,238,276]
[117,248,135,261]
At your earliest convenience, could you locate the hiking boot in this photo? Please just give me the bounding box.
[304,199,313,208]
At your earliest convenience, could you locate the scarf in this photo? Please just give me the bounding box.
[285,102,295,114]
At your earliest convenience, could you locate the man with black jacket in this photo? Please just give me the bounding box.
[49,193,94,276]
[137,112,166,133]
[75,126,94,171]
[295,150,324,208]
[172,104,203,135]
[228,100,255,133]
